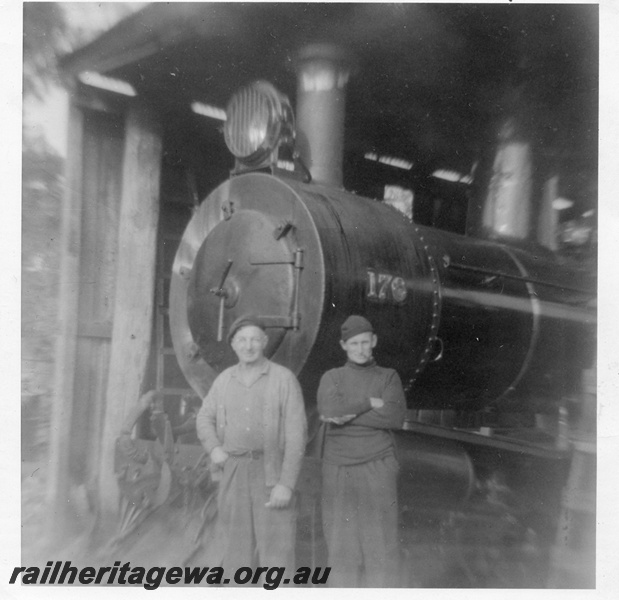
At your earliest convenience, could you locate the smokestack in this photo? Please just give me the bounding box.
[294,44,351,187]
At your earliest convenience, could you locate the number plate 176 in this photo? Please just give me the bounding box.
[366,270,408,303]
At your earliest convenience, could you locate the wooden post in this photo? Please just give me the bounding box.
[47,103,84,540]
[97,102,162,520]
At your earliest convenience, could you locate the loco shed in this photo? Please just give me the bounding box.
[47,3,598,588]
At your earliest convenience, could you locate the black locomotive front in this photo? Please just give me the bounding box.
[170,170,595,420]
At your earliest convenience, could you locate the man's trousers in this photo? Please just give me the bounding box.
[215,454,297,576]
[321,453,400,587]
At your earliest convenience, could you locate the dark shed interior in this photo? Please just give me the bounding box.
[61,3,598,220]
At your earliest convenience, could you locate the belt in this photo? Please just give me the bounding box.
[228,450,264,460]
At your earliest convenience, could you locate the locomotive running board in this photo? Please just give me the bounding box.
[402,420,571,460]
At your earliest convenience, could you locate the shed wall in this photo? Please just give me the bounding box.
[70,110,124,485]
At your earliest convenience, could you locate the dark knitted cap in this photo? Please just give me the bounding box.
[340,315,374,342]
[227,315,266,345]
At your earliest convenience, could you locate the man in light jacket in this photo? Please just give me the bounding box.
[197,315,307,575]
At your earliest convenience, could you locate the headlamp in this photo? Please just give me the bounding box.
[223,81,294,168]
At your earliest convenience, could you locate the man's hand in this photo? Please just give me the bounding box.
[320,414,357,425]
[370,397,384,409]
[210,446,229,466]
[266,484,293,509]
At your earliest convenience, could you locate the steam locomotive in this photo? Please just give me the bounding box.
[161,48,596,585]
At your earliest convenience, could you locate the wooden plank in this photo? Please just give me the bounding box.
[76,320,113,339]
[58,4,237,77]
[73,82,129,116]
[69,337,111,485]
[46,103,84,538]
[48,104,127,540]
[71,109,124,503]
[98,102,163,518]
[78,111,125,328]
[67,108,125,505]
[86,341,112,492]
[160,387,196,395]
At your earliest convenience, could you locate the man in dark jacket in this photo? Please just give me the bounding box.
[318,315,406,587]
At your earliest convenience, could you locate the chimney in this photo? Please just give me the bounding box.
[294,44,351,187]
